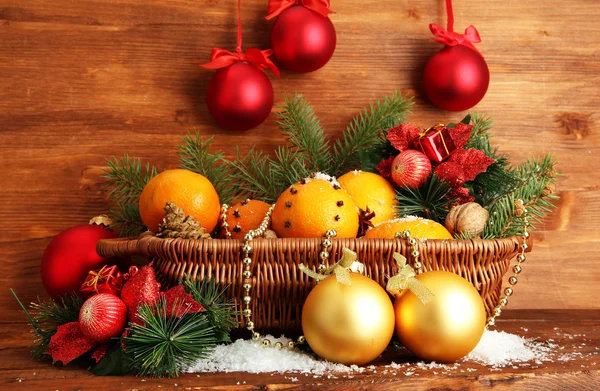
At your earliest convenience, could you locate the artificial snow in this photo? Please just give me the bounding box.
[186,329,594,376]
[311,172,341,187]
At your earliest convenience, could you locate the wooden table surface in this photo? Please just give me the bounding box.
[1,0,600,389]
[1,310,598,390]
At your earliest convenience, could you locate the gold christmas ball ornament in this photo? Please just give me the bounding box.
[394,271,486,362]
[445,202,489,237]
[302,273,395,366]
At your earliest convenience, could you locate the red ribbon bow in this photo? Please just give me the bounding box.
[429,24,481,49]
[201,48,280,77]
[200,0,280,77]
[265,0,333,20]
[429,0,482,53]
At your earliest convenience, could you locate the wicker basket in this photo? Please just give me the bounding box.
[97,235,532,330]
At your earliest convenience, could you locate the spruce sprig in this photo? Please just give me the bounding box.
[277,94,332,172]
[483,155,558,238]
[331,92,413,175]
[124,297,217,378]
[395,175,456,222]
[184,278,238,342]
[104,156,156,236]
[177,132,236,204]
[11,290,83,360]
[228,147,278,202]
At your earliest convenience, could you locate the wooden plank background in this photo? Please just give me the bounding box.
[0,0,599,318]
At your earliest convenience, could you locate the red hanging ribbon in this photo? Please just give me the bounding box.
[200,0,280,77]
[265,0,333,21]
[429,0,481,52]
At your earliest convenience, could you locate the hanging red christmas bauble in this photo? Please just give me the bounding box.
[266,1,336,73]
[201,0,279,132]
[422,0,489,112]
[79,293,128,343]
[41,222,116,299]
[391,150,432,189]
[206,62,274,131]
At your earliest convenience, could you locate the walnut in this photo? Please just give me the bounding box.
[445,202,489,238]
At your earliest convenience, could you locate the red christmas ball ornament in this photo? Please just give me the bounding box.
[422,0,489,112]
[79,293,127,343]
[391,150,432,189]
[41,221,116,299]
[206,62,274,131]
[201,0,279,131]
[267,2,336,73]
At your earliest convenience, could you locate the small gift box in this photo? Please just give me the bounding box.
[416,123,456,163]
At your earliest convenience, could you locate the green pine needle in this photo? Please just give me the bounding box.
[184,278,238,341]
[228,147,279,202]
[482,154,558,238]
[277,94,332,172]
[104,155,156,236]
[11,290,83,360]
[177,132,237,204]
[124,297,217,378]
[395,175,456,223]
[331,92,413,175]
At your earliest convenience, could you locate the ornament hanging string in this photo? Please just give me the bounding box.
[265,0,333,20]
[429,0,481,52]
[299,248,357,285]
[200,0,280,77]
[386,253,434,304]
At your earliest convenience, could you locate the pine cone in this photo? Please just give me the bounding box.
[157,202,211,240]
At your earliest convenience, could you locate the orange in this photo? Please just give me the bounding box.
[338,170,398,225]
[272,175,359,238]
[223,199,272,239]
[364,217,453,239]
[139,169,220,233]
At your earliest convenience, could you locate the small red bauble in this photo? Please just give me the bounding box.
[270,6,336,73]
[423,44,489,112]
[206,62,274,131]
[79,293,127,343]
[41,224,117,299]
[391,150,432,189]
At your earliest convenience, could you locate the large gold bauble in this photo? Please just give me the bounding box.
[394,271,486,362]
[302,273,395,365]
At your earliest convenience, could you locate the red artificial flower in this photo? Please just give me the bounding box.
[92,343,109,363]
[47,322,96,364]
[434,161,465,187]
[450,186,475,205]
[448,123,474,149]
[376,156,395,181]
[386,123,421,152]
[160,286,205,318]
[449,148,495,182]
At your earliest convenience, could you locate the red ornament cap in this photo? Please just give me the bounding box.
[201,0,279,77]
[265,0,333,20]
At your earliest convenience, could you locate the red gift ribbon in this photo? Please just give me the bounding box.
[429,0,482,52]
[265,0,333,20]
[80,265,122,295]
[200,0,280,77]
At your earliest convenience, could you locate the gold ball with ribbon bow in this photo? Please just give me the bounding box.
[300,248,395,366]
[388,254,486,362]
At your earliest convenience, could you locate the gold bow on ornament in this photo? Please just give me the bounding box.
[299,248,358,286]
[386,253,434,304]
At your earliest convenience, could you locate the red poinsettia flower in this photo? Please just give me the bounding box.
[386,123,421,152]
[376,156,395,181]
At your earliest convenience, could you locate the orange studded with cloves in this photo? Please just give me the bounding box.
[271,177,359,238]
[222,199,271,239]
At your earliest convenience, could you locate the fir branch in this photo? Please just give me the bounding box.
[184,278,238,342]
[11,290,83,360]
[276,94,332,172]
[331,92,413,175]
[270,147,311,192]
[104,156,157,205]
[395,175,456,223]
[467,159,523,207]
[177,132,236,204]
[124,297,217,378]
[228,148,279,203]
[109,203,146,237]
[482,155,558,238]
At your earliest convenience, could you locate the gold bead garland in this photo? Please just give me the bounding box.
[485,205,529,328]
[395,230,423,274]
[220,204,233,238]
